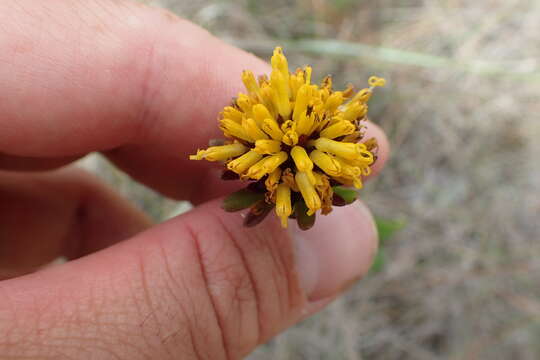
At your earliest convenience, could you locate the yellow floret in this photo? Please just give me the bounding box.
[227,151,263,174]
[275,184,292,228]
[311,138,366,161]
[295,171,322,216]
[189,143,248,161]
[309,149,342,177]
[253,139,282,155]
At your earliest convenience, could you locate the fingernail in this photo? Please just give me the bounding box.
[290,201,378,302]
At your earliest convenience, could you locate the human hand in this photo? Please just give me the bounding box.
[0,1,389,359]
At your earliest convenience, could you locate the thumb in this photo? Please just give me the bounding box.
[0,198,378,359]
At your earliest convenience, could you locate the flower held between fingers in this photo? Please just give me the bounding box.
[189,47,385,230]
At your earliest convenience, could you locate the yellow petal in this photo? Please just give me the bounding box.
[236,93,253,117]
[344,145,374,166]
[360,164,372,176]
[293,85,310,123]
[318,88,330,105]
[259,86,277,117]
[265,168,282,193]
[271,47,290,83]
[280,120,299,146]
[334,158,364,189]
[281,119,295,133]
[270,70,291,119]
[351,88,372,103]
[275,183,292,228]
[261,118,284,141]
[291,146,313,172]
[243,118,269,141]
[253,139,282,155]
[320,120,356,139]
[227,151,263,174]
[245,152,288,180]
[189,143,248,161]
[324,92,344,113]
[295,171,321,216]
[368,76,386,88]
[312,171,324,186]
[309,149,342,177]
[252,104,272,124]
[304,66,312,85]
[291,146,316,184]
[311,138,366,161]
[335,157,362,177]
[282,130,299,146]
[264,151,289,173]
[220,119,252,142]
[289,72,304,100]
[242,70,260,96]
[341,101,367,121]
[337,175,363,189]
[221,106,244,123]
[296,111,315,136]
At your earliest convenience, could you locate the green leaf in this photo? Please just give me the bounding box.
[375,217,405,244]
[370,249,386,273]
[369,217,405,274]
[222,188,265,212]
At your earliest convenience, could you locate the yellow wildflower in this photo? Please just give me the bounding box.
[190,47,385,230]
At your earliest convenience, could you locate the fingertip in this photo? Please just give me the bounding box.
[364,122,390,178]
[289,200,378,301]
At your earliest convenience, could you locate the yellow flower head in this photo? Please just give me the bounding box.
[190,47,385,230]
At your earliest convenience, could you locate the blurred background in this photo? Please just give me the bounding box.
[85,0,540,359]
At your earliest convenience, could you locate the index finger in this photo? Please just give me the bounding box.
[0,1,388,202]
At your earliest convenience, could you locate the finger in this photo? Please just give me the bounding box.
[364,122,390,179]
[0,167,152,278]
[0,1,389,203]
[0,120,388,204]
[0,0,267,201]
[0,198,378,359]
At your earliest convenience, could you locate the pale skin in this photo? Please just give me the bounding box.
[0,1,390,359]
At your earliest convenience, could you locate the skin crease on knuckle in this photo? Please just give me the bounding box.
[178,206,307,359]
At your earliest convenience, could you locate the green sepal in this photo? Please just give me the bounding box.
[243,200,274,227]
[222,188,265,212]
[332,186,358,205]
[294,200,316,231]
